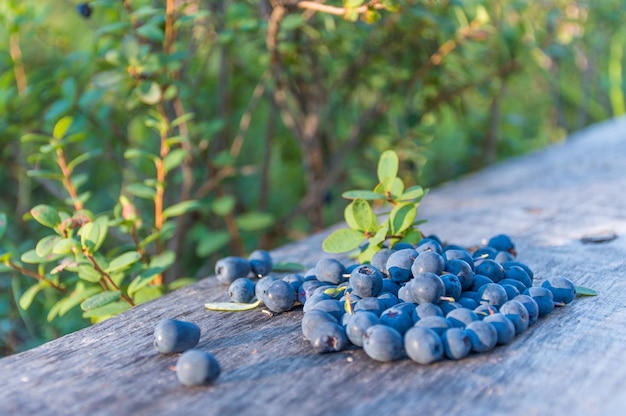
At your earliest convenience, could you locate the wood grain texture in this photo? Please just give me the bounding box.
[1,117,626,416]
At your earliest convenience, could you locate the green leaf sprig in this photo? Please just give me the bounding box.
[322,150,427,263]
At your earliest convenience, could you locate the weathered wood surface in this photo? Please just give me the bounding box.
[1,117,626,416]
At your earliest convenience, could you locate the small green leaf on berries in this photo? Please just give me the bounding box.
[575,286,598,296]
[205,300,262,312]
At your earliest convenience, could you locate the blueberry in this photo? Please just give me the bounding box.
[470,274,495,292]
[444,259,474,290]
[377,292,400,310]
[380,278,401,296]
[442,327,472,360]
[307,299,344,321]
[472,246,498,260]
[354,297,386,317]
[386,248,418,283]
[440,273,462,300]
[474,303,499,318]
[215,256,251,284]
[414,315,450,336]
[228,278,256,303]
[397,285,418,303]
[524,286,555,316]
[503,265,532,289]
[371,248,394,275]
[443,249,475,271]
[457,296,479,310]
[477,283,508,308]
[412,302,444,322]
[513,294,540,325]
[439,300,462,315]
[255,275,279,303]
[495,251,516,263]
[416,237,443,254]
[446,308,480,328]
[541,277,576,304]
[349,264,383,298]
[499,283,521,302]
[302,309,338,340]
[404,326,444,364]
[498,278,527,294]
[465,320,498,353]
[501,261,534,279]
[363,325,405,362]
[407,272,445,304]
[499,300,530,335]
[315,258,347,285]
[379,306,414,335]
[248,249,273,277]
[263,280,296,313]
[483,313,516,345]
[153,319,201,354]
[176,349,220,386]
[474,259,504,283]
[487,234,516,253]
[76,2,92,18]
[344,311,379,347]
[282,273,304,292]
[310,321,348,353]
[393,242,415,250]
[411,251,445,275]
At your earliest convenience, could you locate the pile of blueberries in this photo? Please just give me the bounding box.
[215,234,577,364]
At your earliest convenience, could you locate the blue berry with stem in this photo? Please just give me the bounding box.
[503,265,532,289]
[408,272,445,304]
[514,294,539,325]
[443,249,475,271]
[386,248,418,283]
[371,248,394,275]
[478,283,508,308]
[487,234,516,254]
[444,259,474,290]
[302,309,338,341]
[248,249,273,277]
[411,251,445,275]
[475,259,504,283]
[176,349,220,387]
[499,300,530,335]
[255,275,278,303]
[315,258,347,285]
[446,307,480,328]
[440,273,462,301]
[524,286,555,316]
[404,326,444,364]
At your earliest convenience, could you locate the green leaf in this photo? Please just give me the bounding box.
[105,251,141,273]
[196,231,230,257]
[21,133,51,143]
[136,81,162,105]
[52,116,73,139]
[205,299,262,312]
[389,202,417,235]
[575,286,598,296]
[59,286,103,316]
[150,250,175,269]
[36,235,62,257]
[322,228,365,253]
[82,300,130,319]
[53,237,80,255]
[124,148,158,161]
[0,212,6,240]
[162,200,200,220]
[389,177,405,199]
[377,150,399,183]
[92,70,126,88]
[163,148,187,174]
[272,262,306,272]
[21,249,63,264]
[236,212,275,231]
[369,224,389,248]
[341,190,386,200]
[212,195,236,216]
[26,170,64,180]
[80,222,100,253]
[136,23,164,42]
[67,149,103,172]
[92,216,109,251]
[80,291,121,311]
[346,199,378,234]
[171,113,194,128]
[78,264,103,283]
[126,183,156,199]
[30,205,62,229]
[400,185,425,202]
[19,282,46,310]
[128,268,161,296]
[398,228,423,246]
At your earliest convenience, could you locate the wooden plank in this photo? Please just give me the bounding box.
[1,117,625,415]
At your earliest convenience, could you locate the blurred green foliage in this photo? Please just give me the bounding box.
[0,0,624,355]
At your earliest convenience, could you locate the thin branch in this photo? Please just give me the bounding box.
[295,0,385,17]
[6,260,67,294]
